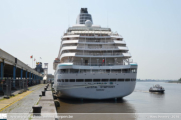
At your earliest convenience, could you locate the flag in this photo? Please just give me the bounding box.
[30,55,33,58]
[34,58,36,61]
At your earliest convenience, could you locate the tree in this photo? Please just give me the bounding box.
[179,78,181,81]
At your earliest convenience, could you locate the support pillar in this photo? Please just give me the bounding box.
[25,71,28,90]
[35,75,36,84]
[34,74,35,84]
[21,69,23,79]
[31,74,33,85]
[36,75,38,84]
[20,69,23,89]
[13,66,16,88]
[0,62,4,79]
[37,76,38,84]
[19,69,23,93]
[32,74,34,85]
[29,72,31,86]
[0,62,4,94]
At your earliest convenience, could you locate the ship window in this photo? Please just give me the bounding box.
[70,79,75,82]
[92,70,98,73]
[85,70,90,73]
[110,79,117,82]
[111,70,121,73]
[70,69,79,73]
[80,69,86,73]
[131,69,137,73]
[57,79,61,82]
[60,69,68,73]
[118,79,124,82]
[102,79,108,82]
[125,79,130,81]
[65,79,69,82]
[76,79,84,82]
[85,79,92,82]
[122,69,130,73]
[106,69,110,73]
[93,79,100,82]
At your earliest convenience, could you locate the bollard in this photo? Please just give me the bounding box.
[32,105,42,116]
[42,91,45,96]
[54,100,60,107]
[44,87,47,91]
[53,94,57,99]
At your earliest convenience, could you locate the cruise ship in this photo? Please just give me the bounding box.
[53,8,138,99]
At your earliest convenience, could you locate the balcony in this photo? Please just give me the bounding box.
[77,46,128,50]
[73,62,124,66]
[78,39,114,44]
[59,52,131,61]
[75,52,123,56]
[77,46,117,49]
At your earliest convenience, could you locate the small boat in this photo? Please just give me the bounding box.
[149,84,165,93]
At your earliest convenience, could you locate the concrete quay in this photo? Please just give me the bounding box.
[0,84,58,120]
[31,84,58,120]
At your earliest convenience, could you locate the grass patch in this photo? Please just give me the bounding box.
[36,97,41,105]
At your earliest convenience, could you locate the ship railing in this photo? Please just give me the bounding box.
[109,33,119,36]
[75,52,122,56]
[64,33,75,36]
[77,46,118,49]
[58,70,134,74]
[78,40,114,43]
[73,62,124,66]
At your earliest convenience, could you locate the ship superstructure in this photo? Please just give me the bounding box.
[53,8,138,99]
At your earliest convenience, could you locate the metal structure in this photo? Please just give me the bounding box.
[0,48,43,96]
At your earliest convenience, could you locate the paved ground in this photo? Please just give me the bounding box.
[31,85,57,120]
[0,84,41,100]
[0,84,58,120]
[0,84,46,113]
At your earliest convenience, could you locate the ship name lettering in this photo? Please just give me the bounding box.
[85,86,97,88]
[100,86,115,88]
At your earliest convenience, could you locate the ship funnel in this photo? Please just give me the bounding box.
[76,8,93,24]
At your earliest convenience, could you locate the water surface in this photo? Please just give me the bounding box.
[57,82,181,113]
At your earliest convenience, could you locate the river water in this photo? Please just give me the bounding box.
[57,82,181,119]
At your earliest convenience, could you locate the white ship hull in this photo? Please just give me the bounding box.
[56,82,136,99]
[54,71,137,99]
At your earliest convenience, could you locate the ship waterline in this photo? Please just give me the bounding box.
[53,8,138,99]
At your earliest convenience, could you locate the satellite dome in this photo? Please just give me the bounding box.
[85,20,92,27]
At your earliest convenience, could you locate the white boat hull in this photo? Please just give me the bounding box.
[58,82,135,99]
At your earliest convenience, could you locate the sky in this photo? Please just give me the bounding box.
[0,0,181,80]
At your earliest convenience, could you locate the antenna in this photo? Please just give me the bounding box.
[68,9,70,27]
[107,11,109,28]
